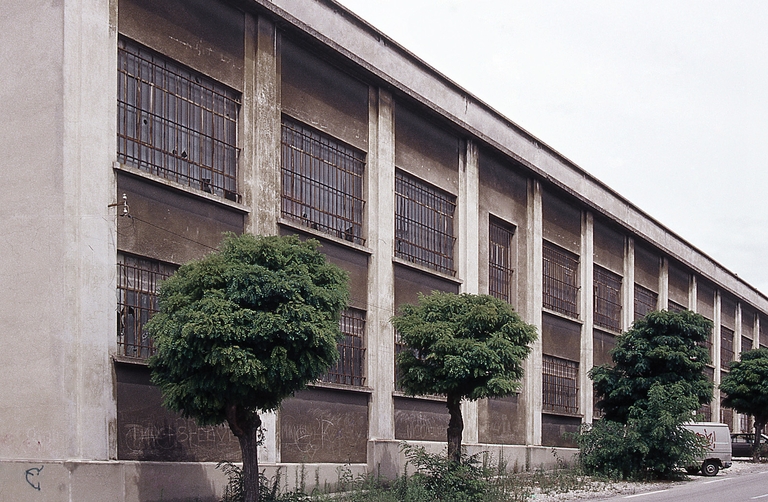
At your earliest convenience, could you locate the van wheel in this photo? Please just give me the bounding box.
[702,461,719,477]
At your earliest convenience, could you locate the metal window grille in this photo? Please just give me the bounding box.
[542,242,579,317]
[395,170,456,275]
[117,38,240,200]
[117,253,177,359]
[697,402,712,422]
[668,300,687,313]
[721,326,735,370]
[281,118,366,245]
[720,391,734,430]
[489,220,515,302]
[594,266,622,331]
[633,283,658,320]
[320,308,366,386]
[542,355,579,414]
[742,336,753,354]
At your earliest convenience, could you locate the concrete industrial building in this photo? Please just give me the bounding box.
[2,0,767,499]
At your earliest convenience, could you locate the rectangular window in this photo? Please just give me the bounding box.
[320,308,366,387]
[117,253,177,359]
[542,241,579,318]
[489,219,515,303]
[634,283,658,320]
[668,300,687,313]
[395,170,456,275]
[594,266,622,331]
[721,326,735,370]
[742,335,753,354]
[281,117,366,245]
[542,355,579,414]
[117,38,240,200]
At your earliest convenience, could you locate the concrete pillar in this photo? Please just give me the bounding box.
[713,291,722,420]
[689,275,698,312]
[580,211,594,423]
[754,314,761,350]
[0,0,116,461]
[459,139,480,444]
[244,14,280,237]
[367,87,397,465]
[525,179,543,446]
[659,257,669,311]
[623,237,635,331]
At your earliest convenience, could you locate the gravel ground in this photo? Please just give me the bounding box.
[527,460,766,501]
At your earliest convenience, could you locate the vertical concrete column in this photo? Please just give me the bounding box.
[367,87,396,458]
[659,257,669,311]
[712,291,722,421]
[243,15,280,237]
[689,275,698,312]
[623,237,635,331]
[459,140,480,444]
[754,314,761,350]
[525,179,543,446]
[243,14,279,462]
[580,211,594,423]
[734,303,743,360]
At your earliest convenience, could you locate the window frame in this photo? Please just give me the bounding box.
[542,241,580,318]
[320,308,367,387]
[542,354,580,415]
[593,265,622,332]
[488,218,516,303]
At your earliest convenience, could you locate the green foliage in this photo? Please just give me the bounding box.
[577,382,707,479]
[400,444,490,502]
[392,292,537,401]
[720,348,768,424]
[148,233,349,424]
[591,309,713,423]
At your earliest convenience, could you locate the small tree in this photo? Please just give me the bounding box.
[720,348,768,461]
[582,309,714,479]
[591,309,713,423]
[148,234,348,502]
[392,292,537,462]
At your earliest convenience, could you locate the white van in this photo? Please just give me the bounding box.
[682,422,733,476]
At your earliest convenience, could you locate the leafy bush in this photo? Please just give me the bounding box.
[400,444,491,502]
[576,382,707,479]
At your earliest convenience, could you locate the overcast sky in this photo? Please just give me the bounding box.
[336,0,768,296]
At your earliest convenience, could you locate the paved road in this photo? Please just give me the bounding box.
[598,465,768,502]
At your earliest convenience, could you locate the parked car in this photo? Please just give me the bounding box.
[683,422,733,476]
[731,433,768,457]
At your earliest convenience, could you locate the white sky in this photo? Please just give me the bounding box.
[336,0,768,296]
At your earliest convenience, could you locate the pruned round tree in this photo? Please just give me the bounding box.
[591,309,713,423]
[147,234,348,502]
[392,292,537,462]
[720,348,768,461]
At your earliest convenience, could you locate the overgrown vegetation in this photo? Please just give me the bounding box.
[216,447,613,502]
[581,310,713,479]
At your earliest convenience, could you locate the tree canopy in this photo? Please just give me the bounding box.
[392,292,537,461]
[147,233,348,501]
[720,348,768,461]
[591,309,713,423]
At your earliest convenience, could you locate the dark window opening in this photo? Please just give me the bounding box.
[281,117,366,245]
[543,241,579,318]
[395,170,456,275]
[594,266,622,331]
[489,219,515,303]
[320,308,366,387]
[634,283,658,321]
[117,38,240,200]
[117,253,177,360]
[721,326,735,370]
[542,355,579,415]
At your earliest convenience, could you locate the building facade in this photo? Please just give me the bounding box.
[2,0,767,499]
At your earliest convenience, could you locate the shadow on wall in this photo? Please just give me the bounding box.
[133,461,225,502]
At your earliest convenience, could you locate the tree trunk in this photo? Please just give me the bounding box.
[754,420,765,463]
[227,405,262,502]
[446,394,464,463]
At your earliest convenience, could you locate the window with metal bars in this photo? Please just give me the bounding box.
[117,38,240,200]
[117,253,177,359]
[633,283,658,320]
[697,402,712,422]
[668,299,687,313]
[542,355,579,415]
[320,308,366,386]
[542,241,579,318]
[742,335,753,354]
[281,117,366,245]
[395,170,456,275]
[489,219,515,303]
[721,326,735,370]
[594,266,622,331]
